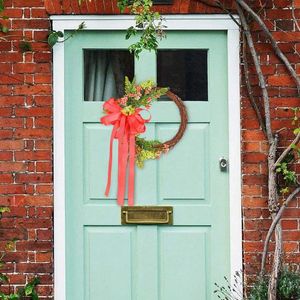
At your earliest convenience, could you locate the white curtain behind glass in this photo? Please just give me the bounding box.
[84,51,117,102]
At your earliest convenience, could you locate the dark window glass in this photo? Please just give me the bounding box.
[84,50,134,101]
[157,50,208,101]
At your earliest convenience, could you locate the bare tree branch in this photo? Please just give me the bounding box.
[268,221,282,300]
[242,32,267,136]
[195,0,241,27]
[237,3,273,143]
[195,0,222,8]
[292,0,300,31]
[237,0,300,95]
[268,135,279,210]
[261,186,300,273]
[266,134,280,300]
[274,131,300,168]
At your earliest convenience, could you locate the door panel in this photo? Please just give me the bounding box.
[157,123,209,202]
[159,227,210,300]
[65,30,229,300]
[84,227,136,300]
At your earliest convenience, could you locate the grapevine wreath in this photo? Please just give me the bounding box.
[100,77,188,206]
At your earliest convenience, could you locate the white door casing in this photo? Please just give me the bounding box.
[51,14,241,300]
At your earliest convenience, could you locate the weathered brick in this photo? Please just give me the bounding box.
[0,140,24,150]
[0,162,26,172]
[14,128,52,138]
[15,150,51,161]
[15,107,52,117]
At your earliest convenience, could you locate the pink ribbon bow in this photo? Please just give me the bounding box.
[100,98,150,206]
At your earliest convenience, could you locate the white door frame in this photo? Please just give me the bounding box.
[51,14,242,299]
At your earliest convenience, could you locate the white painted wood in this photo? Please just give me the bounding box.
[227,29,243,290]
[52,15,241,300]
[50,14,239,30]
[53,21,66,300]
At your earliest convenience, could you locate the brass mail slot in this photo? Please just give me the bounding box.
[121,206,173,225]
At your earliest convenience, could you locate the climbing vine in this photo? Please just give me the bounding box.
[0,0,85,52]
[117,0,166,56]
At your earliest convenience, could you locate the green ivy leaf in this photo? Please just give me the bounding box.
[31,290,39,300]
[0,207,10,214]
[30,277,41,286]
[24,285,33,296]
[5,240,16,252]
[47,32,59,47]
[0,274,8,283]
[0,23,8,33]
[125,26,137,40]
[293,128,300,135]
[19,41,32,53]
[280,187,289,195]
[56,30,64,38]
[0,0,4,13]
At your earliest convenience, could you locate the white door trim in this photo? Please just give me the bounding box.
[52,14,242,299]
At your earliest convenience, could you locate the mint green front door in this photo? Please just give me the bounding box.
[65,30,229,300]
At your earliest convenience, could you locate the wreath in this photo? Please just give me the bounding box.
[100,77,188,206]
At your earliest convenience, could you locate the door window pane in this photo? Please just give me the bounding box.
[157,50,208,101]
[84,50,134,101]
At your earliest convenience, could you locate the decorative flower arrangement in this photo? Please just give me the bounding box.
[114,77,169,167]
[100,77,187,206]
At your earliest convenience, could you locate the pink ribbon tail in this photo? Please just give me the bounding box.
[128,135,136,206]
[117,117,128,206]
[117,136,128,206]
[104,126,117,197]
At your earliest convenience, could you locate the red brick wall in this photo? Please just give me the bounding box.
[0,0,299,297]
[240,1,300,281]
[0,0,53,298]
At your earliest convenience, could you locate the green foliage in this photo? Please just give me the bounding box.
[215,269,300,300]
[0,239,40,299]
[248,277,268,300]
[0,208,39,300]
[122,76,168,109]
[0,23,8,33]
[19,41,32,53]
[0,0,8,34]
[106,77,169,167]
[47,31,63,47]
[0,207,9,219]
[276,161,297,186]
[135,137,164,168]
[276,107,300,196]
[0,208,9,214]
[0,277,40,300]
[277,268,300,300]
[0,275,8,284]
[117,0,165,57]
[48,22,85,47]
[0,0,4,12]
